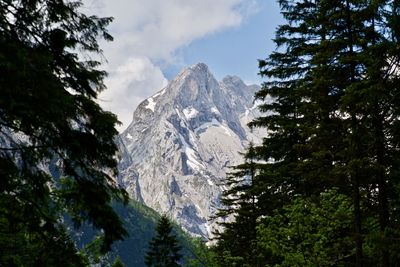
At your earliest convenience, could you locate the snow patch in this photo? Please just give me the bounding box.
[175,108,184,120]
[220,124,234,137]
[178,134,204,171]
[175,108,189,128]
[211,107,220,114]
[145,97,156,112]
[188,131,199,150]
[205,223,211,236]
[152,88,166,98]
[195,204,202,213]
[183,107,199,120]
[244,108,250,117]
[199,223,208,236]
[126,133,133,140]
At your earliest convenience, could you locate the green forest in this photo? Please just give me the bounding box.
[211,1,400,266]
[1,0,400,266]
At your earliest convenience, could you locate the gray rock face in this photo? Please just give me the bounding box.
[118,63,262,238]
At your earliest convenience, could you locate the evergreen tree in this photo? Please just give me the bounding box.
[184,238,219,267]
[112,256,125,267]
[251,0,400,265]
[214,144,265,266]
[0,0,127,265]
[257,189,355,266]
[216,0,400,266]
[145,215,182,267]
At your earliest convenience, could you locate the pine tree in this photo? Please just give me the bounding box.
[251,0,400,265]
[185,238,219,267]
[112,256,125,267]
[0,0,127,265]
[214,143,266,266]
[340,1,400,265]
[258,188,354,266]
[145,215,182,267]
[215,0,400,266]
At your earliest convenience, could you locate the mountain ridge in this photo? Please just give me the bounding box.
[117,63,262,238]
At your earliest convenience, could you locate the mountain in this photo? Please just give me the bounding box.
[117,63,262,238]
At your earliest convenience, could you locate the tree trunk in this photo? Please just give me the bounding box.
[374,111,389,267]
[346,1,363,265]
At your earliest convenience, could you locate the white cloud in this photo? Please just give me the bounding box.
[83,0,258,131]
[98,57,167,132]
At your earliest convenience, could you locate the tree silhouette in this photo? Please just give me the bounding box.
[216,0,400,266]
[0,0,127,265]
[112,256,125,267]
[145,215,182,267]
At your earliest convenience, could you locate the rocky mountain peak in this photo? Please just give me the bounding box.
[222,75,246,87]
[187,62,210,74]
[178,62,212,80]
[118,63,262,238]
[164,63,219,104]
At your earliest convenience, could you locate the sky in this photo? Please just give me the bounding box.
[82,0,283,132]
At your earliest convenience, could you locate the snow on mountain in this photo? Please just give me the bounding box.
[118,63,262,238]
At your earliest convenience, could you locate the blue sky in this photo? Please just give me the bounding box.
[86,0,283,131]
[171,1,283,83]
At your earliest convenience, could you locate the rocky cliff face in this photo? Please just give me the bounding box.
[117,63,262,238]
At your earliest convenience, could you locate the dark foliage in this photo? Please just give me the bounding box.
[0,0,128,265]
[145,215,182,267]
[215,1,400,266]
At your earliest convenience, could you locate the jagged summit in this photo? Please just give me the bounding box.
[172,62,213,85]
[222,75,244,85]
[165,63,219,104]
[186,62,210,74]
[118,63,262,238]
